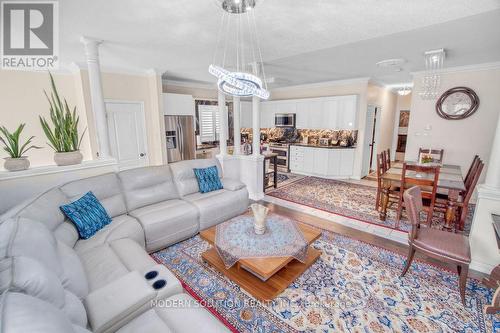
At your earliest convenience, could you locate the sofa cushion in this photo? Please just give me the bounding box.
[60,192,112,239]
[184,187,249,230]
[193,166,223,193]
[78,238,156,291]
[169,158,223,197]
[118,165,179,211]
[222,177,245,191]
[156,293,230,333]
[74,214,145,253]
[129,200,199,252]
[60,173,127,218]
[0,292,91,333]
[57,241,89,299]
[115,309,173,333]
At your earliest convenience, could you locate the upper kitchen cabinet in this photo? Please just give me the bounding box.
[163,93,195,116]
[337,95,357,129]
[260,102,276,128]
[240,101,253,128]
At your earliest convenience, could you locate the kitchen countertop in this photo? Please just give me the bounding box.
[290,143,356,149]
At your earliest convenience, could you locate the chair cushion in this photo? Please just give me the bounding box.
[184,187,249,230]
[129,200,199,252]
[77,238,156,291]
[0,292,91,333]
[60,173,127,218]
[169,158,223,197]
[118,165,180,211]
[412,228,471,263]
[193,166,223,193]
[74,214,145,253]
[60,192,112,240]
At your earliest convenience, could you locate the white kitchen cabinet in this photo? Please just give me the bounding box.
[307,100,324,129]
[295,101,309,129]
[260,102,276,128]
[240,101,253,128]
[337,96,357,129]
[163,93,194,116]
[289,145,355,178]
[322,99,339,130]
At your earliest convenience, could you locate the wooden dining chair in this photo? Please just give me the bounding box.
[381,150,388,173]
[385,148,391,169]
[464,155,481,192]
[418,148,444,163]
[396,163,440,227]
[436,160,484,231]
[375,152,399,212]
[401,186,471,305]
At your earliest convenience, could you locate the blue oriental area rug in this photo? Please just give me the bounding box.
[152,222,497,332]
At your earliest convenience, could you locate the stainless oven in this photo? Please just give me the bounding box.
[275,113,296,128]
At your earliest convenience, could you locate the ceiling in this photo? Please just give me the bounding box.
[60,0,500,87]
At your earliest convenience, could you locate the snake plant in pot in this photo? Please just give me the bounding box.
[40,73,86,166]
[0,124,41,171]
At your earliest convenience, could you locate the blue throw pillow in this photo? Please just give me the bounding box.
[60,191,112,239]
[193,166,223,193]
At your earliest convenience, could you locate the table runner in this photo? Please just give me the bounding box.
[215,213,308,268]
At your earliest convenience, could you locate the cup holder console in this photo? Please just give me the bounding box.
[144,271,159,280]
[152,279,166,290]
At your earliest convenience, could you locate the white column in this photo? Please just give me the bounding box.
[233,96,241,155]
[469,113,500,274]
[484,114,500,190]
[252,95,261,156]
[217,91,228,156]
[80,36,110,158]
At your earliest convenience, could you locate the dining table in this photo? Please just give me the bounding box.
[379,161,466,231]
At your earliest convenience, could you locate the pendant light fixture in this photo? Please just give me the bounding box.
[210,0,270,99]
[418,48,445,100]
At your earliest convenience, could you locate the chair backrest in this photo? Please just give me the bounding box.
[401,163,440,210]
[462,161,484,206]
[385,148,391,169]
[403,186,423,241]
[464,155,480,190]
[418,148,444,163]
[376,153,384,187]
[380,151,388,173]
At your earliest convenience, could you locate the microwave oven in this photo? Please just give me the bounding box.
[275,113,296,128]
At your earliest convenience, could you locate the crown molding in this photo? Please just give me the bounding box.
[411,61,500,77]
[163,79,216,90]
[270,77,371,92]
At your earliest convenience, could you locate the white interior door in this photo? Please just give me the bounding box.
[105,100,149,170]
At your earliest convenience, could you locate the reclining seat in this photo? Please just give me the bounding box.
[58,173,145,252]
[169,158,249,230]
[118,165,199,253]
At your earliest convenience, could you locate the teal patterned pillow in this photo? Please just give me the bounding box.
[193,166,223,193]
[60,191,112,239]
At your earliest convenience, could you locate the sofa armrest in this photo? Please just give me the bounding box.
[222,178,245,191]
[84,271,156,333]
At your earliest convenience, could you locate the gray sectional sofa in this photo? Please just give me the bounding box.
[0,158,248,333]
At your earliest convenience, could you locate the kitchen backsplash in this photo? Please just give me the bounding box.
[240,128,358,146]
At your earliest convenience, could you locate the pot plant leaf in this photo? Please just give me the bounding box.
[0,124,42,158]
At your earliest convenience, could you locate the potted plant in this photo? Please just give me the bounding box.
[0,124,41,171]
[40,73,86,166]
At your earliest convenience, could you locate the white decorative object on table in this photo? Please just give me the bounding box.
[251,203,269,235]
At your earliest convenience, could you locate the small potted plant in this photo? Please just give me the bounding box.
[40,73,86,166]
[0,124,41,171]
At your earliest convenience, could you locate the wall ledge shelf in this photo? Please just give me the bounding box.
[0,158,117,181]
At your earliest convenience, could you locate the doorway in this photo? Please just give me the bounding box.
[361,105,381,177]
[105,100,149,170]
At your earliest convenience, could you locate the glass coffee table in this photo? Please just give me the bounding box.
[200,213,321,302]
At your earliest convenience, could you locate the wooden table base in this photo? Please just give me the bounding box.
[201,246,321,302]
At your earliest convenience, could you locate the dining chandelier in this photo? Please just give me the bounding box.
[418,49,445,100]
[209,0,270,99]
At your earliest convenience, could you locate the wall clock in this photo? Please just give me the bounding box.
[436,86,479,120]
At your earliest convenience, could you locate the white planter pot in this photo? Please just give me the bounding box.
[54,151,83,166]
[3,157,30,171]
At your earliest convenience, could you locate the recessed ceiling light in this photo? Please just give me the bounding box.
[376,58,406,68]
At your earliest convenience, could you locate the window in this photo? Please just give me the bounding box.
[199,104,225,142]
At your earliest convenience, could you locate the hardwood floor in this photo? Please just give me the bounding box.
[260,201,487,281]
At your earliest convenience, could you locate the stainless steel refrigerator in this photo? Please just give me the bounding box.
[165,115,195,162]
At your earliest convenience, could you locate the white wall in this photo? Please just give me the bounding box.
[367,83,398,156]
[407,67,500,179]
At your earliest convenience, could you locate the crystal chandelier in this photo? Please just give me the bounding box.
[398,86,411,96]
[418,49,445,100]
[209,0,270,99]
